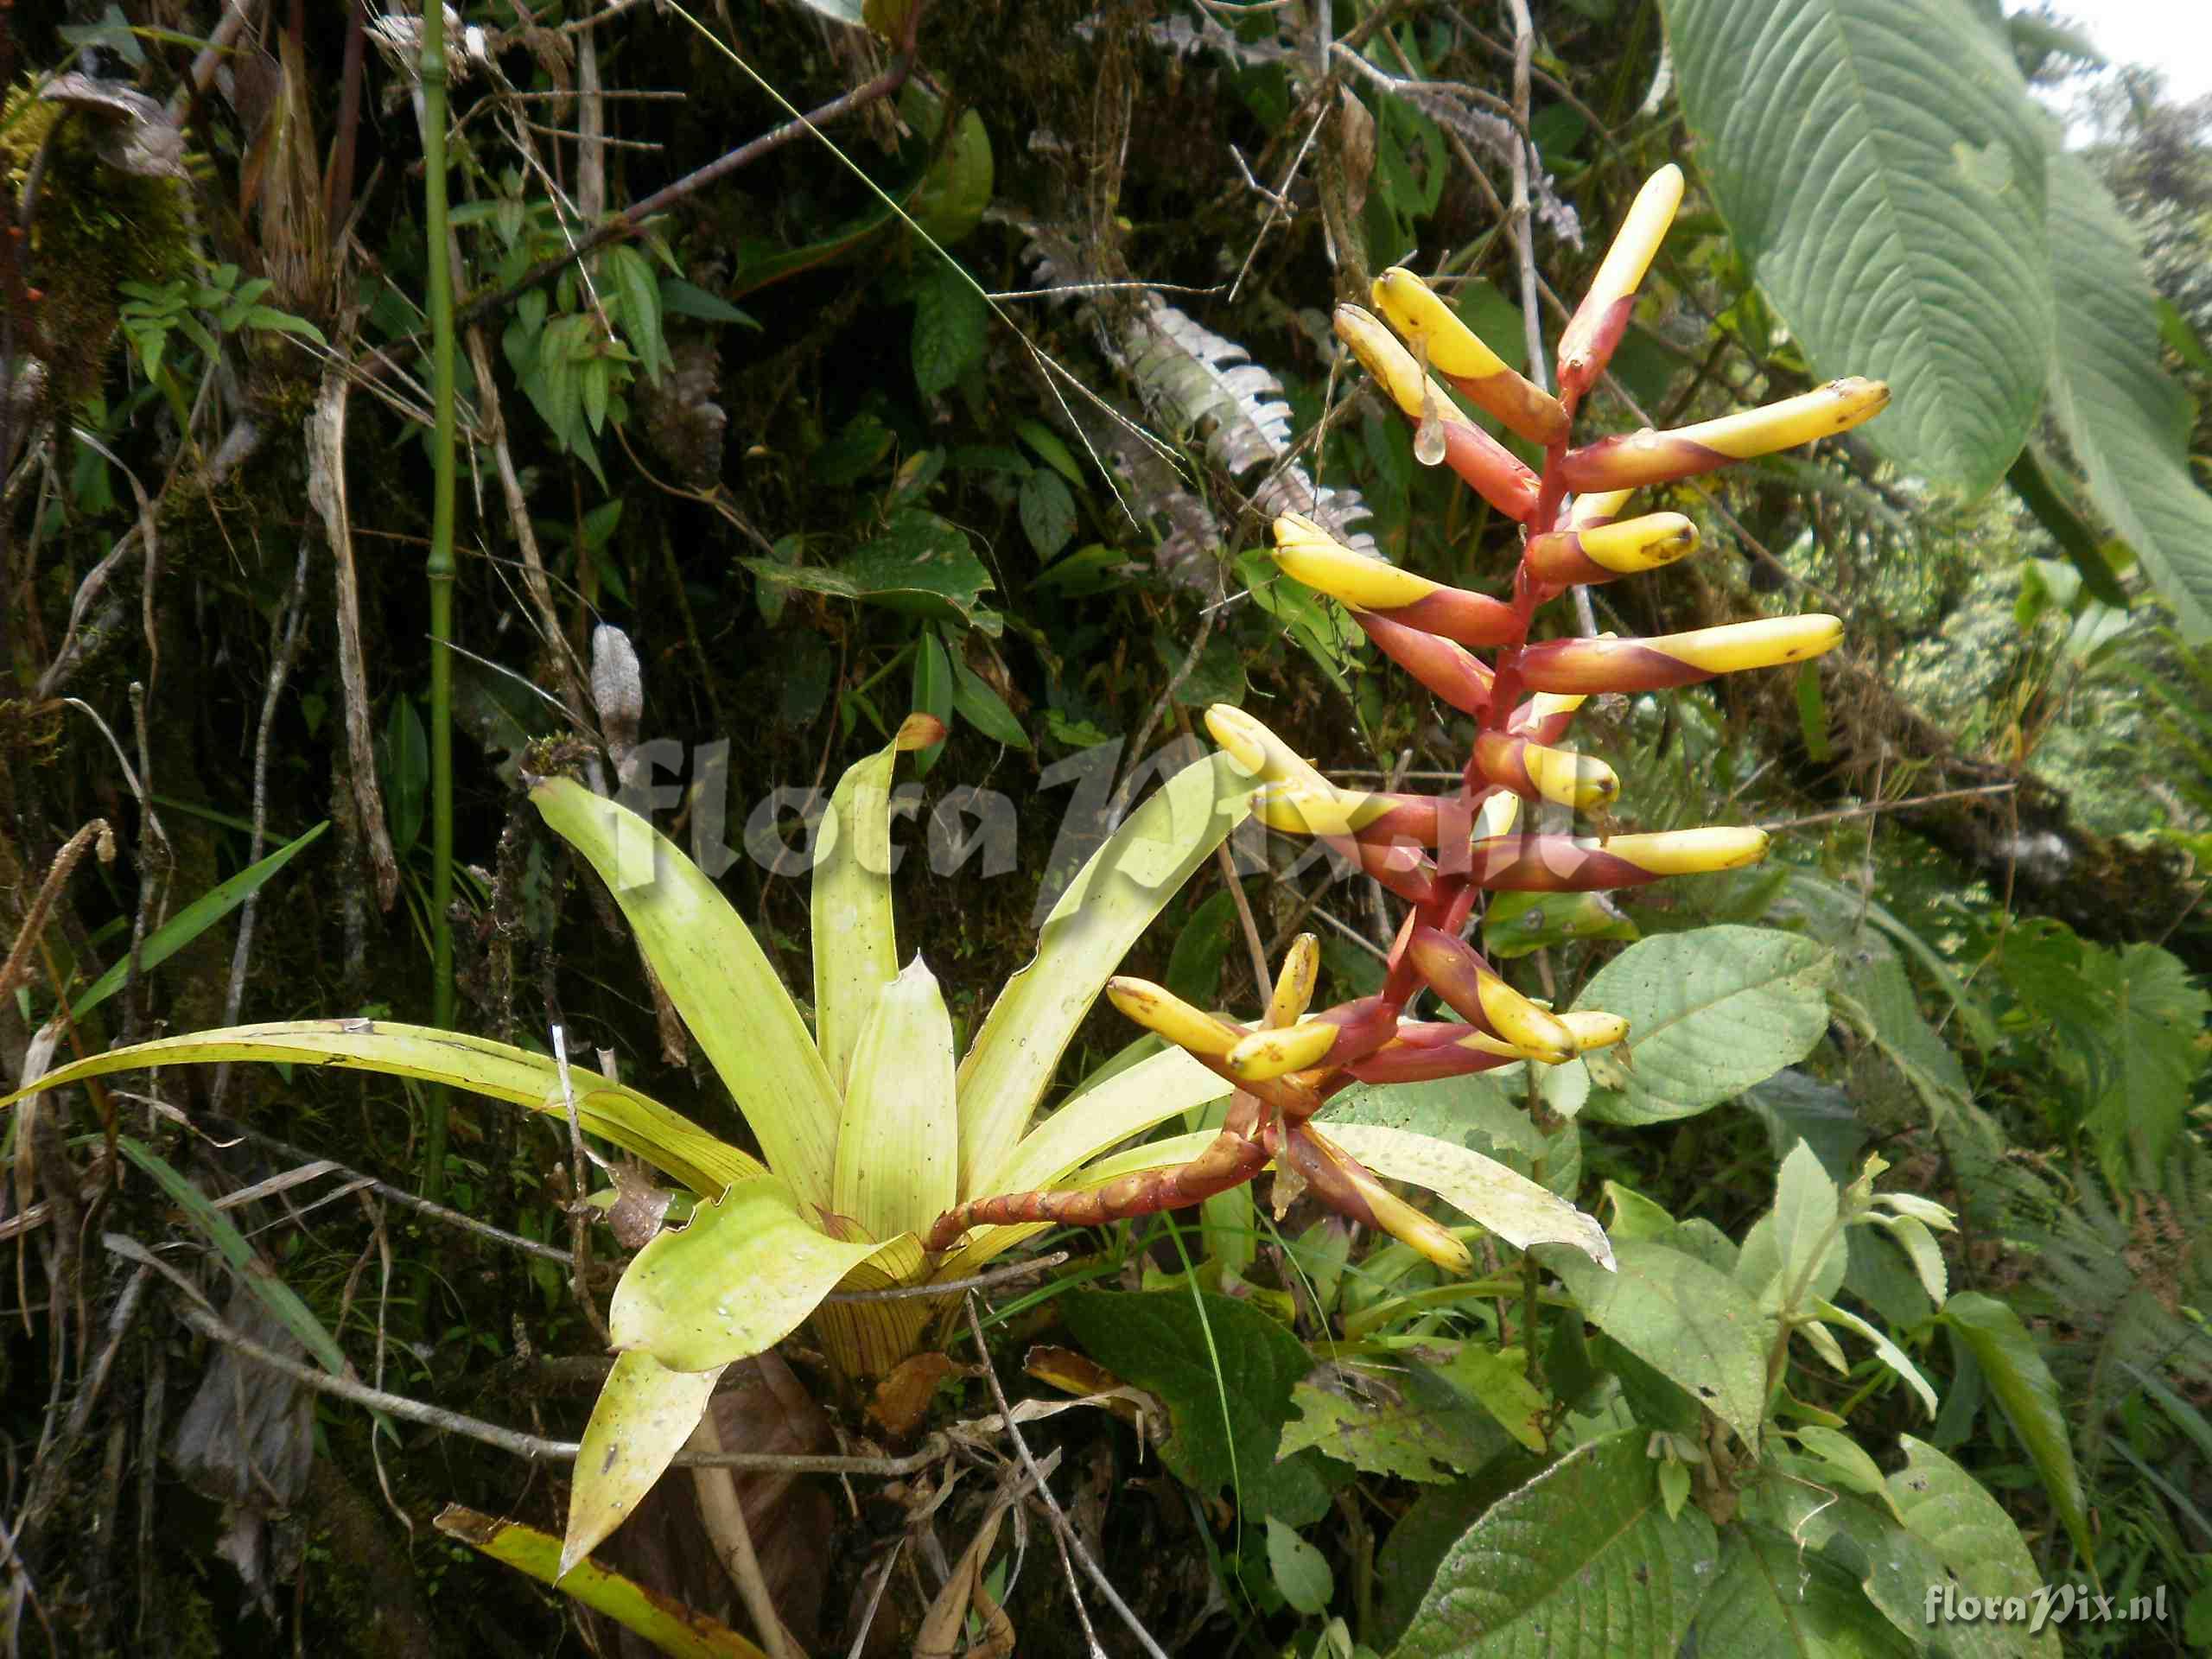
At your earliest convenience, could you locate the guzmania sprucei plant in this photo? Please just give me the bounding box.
[1,163,1885,1579]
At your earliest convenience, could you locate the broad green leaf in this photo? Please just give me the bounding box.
[1280,1378,1462,1484]
[534,777,842,1208]
[834,956,957,1242]
[1886,1435,2060,1659]
[1432,1344,1551,1455]
[1536,1238,1770,1447]
[2,1021,760,1198]
[1061,1289,1311,1508]
[71,821,327,1020]
[439,1503,769,1658]
[956,752,1255,1195]
[117,1135,353,1384]
[811,734,905,1091]
[609,1175,880,1372]
[1817,1300,1937,1420]
[1831,959,1970,1128]
[1940,1293,2093,1572]
[559,1351,726,1578]
[1792,1425,1891,1503]
[1579,927,1834,1126]
[1394,1432,1719,1659]
[1018,469,1077,560]
[1320,1123,1613,1269]
[947,649,1030,749]
[1662,0,2052,496]
[912,260,988,399]
[2044,145,2212,642]
[742,510,997,631]
[1691,1521,1918,1658]
[1268,1517,1335,1617]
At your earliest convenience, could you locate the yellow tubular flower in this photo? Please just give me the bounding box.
[1370,268,1571,446]
[1559,379,1891,493]
[1558,164,1684,398]
[1267,934,1321,1028]
[1568,488,1635,529]
[1226,1020,1338,1081]
[1205,700,1334,794]
[1270,516,1440,612]
[1602,826,1769,876]
[1105,976,1241,1058]
[1523,743,1620,811]
[1560,1011,1630,1052]
[1471,791,1522,842]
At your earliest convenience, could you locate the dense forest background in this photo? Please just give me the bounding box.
[2,0,2209,1653]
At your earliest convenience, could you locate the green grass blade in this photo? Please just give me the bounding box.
[71,821,327,1020]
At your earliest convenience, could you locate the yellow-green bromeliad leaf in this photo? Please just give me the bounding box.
[835,955,957,1243]
[532,777,842,1210]
[607,1173,883,1372]
[810,725,918,1093]
[559,1351,727,1579]
[0,1021,760,1198]
[954,751,1256,1198]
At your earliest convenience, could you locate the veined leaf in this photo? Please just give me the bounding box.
[72,821,327,1020]
[1886,1435,2061,1659]
[835,956,957,1242]
[954,752,1255,1198]
[1395,1432,1719,1659]
[1,1021,760,1198]
[559,1351,726,1579]
[1321,1123,1614,1270]
[1663,0,2053,496]
[2044,144,2212,642]
[607,1174,881,1373]
[1941,1293,2094,1574]
[812,730,906,1091]
[440,1501,768,1658]
[1537,1238,1770,1447]
[534,777,842,1209]
[1579,926,1834,1126]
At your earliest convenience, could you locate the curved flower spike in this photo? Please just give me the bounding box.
[1523,512,1700,586]
[1517,616,1843,695]
[1464,826,1771,891]
[1559,378,1891,493]
[1227,995,1396,1082]
[1370,268,1571,446]
[1276,1123,1473,1274]
[1205,702,1333,794]
[1558,163,1684,402]
[1405,925,1576,1062]
[1473,732,1620,811]
[1272,513,1521,646]
[1355,610,1495,715]
[1104,976,1242,1057]
[1265,933,1321,1029]
[1568,488,1636,529]
[1333,306,1543,521]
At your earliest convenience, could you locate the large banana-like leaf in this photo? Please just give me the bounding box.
[980,1045,1230,1199]
[607,1173,883,1372]
[534,778,842,1209]
[0,1021,760,1198]
[559,1350,727,1578]
[812,724,922,1091]
[835,955,957,1242]
[954,752,1255,1196]
[1324,1123,1615,1269]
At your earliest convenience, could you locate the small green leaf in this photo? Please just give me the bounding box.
[912,631,953,779]
[947,648,1029,749]
[1818,1300,1938,1420]
[1014,418,1083,485]
[1268,1517,1334,1617]
[72,822,327,1020]
[1018,469,1077,560]
[658,277,758,327]
[1940,1293,2094,1575]
[911,261,989,399]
